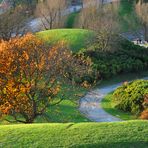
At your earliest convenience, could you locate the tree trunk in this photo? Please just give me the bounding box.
[50,21,53,29]
[145,26,148,42]
[144,24,148,41]
[26,118,34,123]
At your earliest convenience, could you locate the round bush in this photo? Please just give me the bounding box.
[113,80,148,115]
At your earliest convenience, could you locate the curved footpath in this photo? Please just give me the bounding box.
[79,77,148,122]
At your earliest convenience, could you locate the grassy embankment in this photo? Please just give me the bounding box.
[0,121,148,148]
[37,29,94,53]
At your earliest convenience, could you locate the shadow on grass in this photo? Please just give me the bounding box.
[76,141,148,148]
[36,103,90,123]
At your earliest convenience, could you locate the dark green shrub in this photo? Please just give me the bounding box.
[113,80,148,115]
[84,39,148,79]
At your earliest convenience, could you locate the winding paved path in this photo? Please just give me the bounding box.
[79,77,148,122]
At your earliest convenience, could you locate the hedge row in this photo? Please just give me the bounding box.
[113,80,148,115]
[84,40,148,79]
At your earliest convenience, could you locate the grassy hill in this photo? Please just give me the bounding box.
[0,121,148,148]
[36,29,94,52]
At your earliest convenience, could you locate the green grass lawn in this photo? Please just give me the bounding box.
[0,121,148,148]
[36,29,94,52]
[101,92,137,120]
[35,84,89,123]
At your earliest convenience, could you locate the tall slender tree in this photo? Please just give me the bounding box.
[135,1,148,41]
[35,0,67,30]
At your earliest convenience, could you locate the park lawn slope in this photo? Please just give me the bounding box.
[36,29,94,52]
[0,121,148,148]
[35,84,89,123]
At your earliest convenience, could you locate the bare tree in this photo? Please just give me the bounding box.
[35,0,67,30]
[0,6,27,40]
[78,1,120,51]
[135,1,148,41]
[78,0,101,29]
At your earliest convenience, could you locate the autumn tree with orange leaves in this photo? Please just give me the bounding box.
[0,34,92,123]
